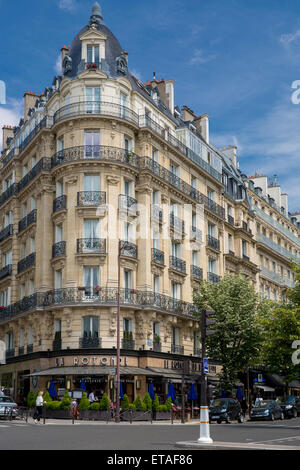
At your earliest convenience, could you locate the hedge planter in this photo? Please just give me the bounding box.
[153,411,172,421]
[43,409,72,419]
[79,410,111,421]
[121,410,152,422]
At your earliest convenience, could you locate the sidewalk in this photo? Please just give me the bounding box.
[176,440,300,450]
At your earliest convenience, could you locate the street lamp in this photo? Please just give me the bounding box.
[115,240,135,423]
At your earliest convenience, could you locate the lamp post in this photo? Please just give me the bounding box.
[115,240,136,423]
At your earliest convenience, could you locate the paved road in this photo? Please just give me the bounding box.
[0,418,300,450]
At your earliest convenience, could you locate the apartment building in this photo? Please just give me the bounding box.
[0,3,298,402]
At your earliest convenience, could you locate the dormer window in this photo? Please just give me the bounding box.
[87,45,100,65]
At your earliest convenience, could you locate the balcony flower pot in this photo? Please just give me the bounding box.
[78,286,85,291]
[94,286,101,292]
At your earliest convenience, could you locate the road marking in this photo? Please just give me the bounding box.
[251,436,300,445]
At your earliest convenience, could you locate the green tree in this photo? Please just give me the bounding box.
[152,394,160,412]
[99,393,110,411]
[193,274,265,394]
[60,390,72,410]
[79,392,90,411]
[43,391,52,404]
[287,262,300,307]
[133,394,146,411]
[143,392,152,411]
[121,394,129,410]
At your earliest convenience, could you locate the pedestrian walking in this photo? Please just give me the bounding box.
[241,396,248,417]
[34,391,45,424]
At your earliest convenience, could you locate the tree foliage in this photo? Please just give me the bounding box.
[193,274,265,394]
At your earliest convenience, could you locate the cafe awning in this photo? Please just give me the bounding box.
[25,366,163,377]
[256,385,275,392]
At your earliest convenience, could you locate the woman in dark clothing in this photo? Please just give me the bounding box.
[241,396,248,417]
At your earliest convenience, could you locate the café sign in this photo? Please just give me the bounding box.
[55,356,129,367]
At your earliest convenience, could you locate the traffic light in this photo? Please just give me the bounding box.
[201,309,216,338]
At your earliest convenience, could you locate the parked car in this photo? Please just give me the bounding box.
[249,400,284,421]
[0,396,19,418]
[278,396,300,419]
[209,398,244,424]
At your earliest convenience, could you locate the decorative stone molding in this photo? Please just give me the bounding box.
[106,175,120,186]
[120,259,137,270]
[168,270,186,284]
[65,175,78,185]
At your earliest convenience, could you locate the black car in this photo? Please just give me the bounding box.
[278,396,300,419]
[209,398,244,424]
[249,400,284,421]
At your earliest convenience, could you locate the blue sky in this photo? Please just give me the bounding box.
[0,0,299,211]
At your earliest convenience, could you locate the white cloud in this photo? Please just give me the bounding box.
[211,95,300,211]
[58,0,77,12]
[188,49,216,66]
[0,99,23,150]
[280,30,300,45]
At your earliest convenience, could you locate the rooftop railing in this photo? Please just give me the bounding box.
[254,206,300,247]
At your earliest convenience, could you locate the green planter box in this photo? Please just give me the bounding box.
[43,409,72,419]
[121,410,152,421]
[153,411,172,421]
[79,410,111,421]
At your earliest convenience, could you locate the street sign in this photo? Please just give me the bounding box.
[203,358,209,374]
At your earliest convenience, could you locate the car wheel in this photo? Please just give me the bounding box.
[217,419,222,424]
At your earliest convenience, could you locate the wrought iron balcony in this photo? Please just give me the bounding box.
[122,338,135,350]
[139,115,166,139]
[79,336,102,349]
[18,346,24,356]
[119,240,138,259]
[242,221,252,235]
[53,195,67,213]
[191,226,202,243]
[77,191,106,206]
[53,339,62,351]
[170,213,185,234]
[51,145,140,169]
[119,194,138,214]
[53,101,139,127]
[151,205,163,223]
[52,241,66,259]
[0,224,13,243]
[228,214,235,226]
[27,344,33,354]
[17,253,35,274]
[256,233,298,261]
[18,209,37,233]
[5,348,15,359]
[191,265,203,281]
[207,272,220,284]
[0,289,196,324]
[0,183,16,208]
[207,235,220,251]
[153,342,162,352]
[0,264,12,281]
[171,344,184,355]
[194,347,201,357]
[242,254,250,262]
[17,158,51,193]
[18,116,53,154]
[77,238,106,254]
[2,148,15,168]
[169,255,186,274]
[152,248,165,265]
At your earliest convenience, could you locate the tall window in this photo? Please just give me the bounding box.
[84,130,100,158]
[120,92,129,118]
[55,270,62,289]
[5,331,14,352]
[86,87,100,113]
[153,275,160,293]
[152,148,158,162]
[84,174,101,194]
[83,267,99,295]
[172,327,180,346]
[28,326,33,346]
[82,316,99,339]
[172,282,181,300]
[56,181,64,197]
[87,45,100,64]
[84,219,99,239]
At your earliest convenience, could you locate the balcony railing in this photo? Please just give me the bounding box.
[18,209,37,233]
[18,116,53,154]
[53,195,67,213]
[119,194,138,214]
[119,240,138,259]
[52,241,66,259]
[207,272,220,284]
[0,289,196,324]
[5,348,15,359]
[53,339,62,351]
[0,224,13,243]
[0,183,16,208]
[207,235,220,251]
[171,344,184,355]
[122,338,135,350]
[79,336,102,348]
[0,264,12,281]
[191,226,202,243]
[17,253,35,274]
[27,344,33,354]
[191,265,203,281]
[260,265,295,288]
[77,238,106,254]
[241,221,252,235]
[51,145,140,169]
[152,248,165,265]
[170,213,185,234]
[151,205,163,223]
[18,346,24,356]
[257,233,298,261]
[17,158,51,194]
[53,101,139,127]
[2,148,15,168]
[170,255,186,274]
[242,254,250,262]
[254,206,300,247]
[77,191,106,206]
[228,214,235,226]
